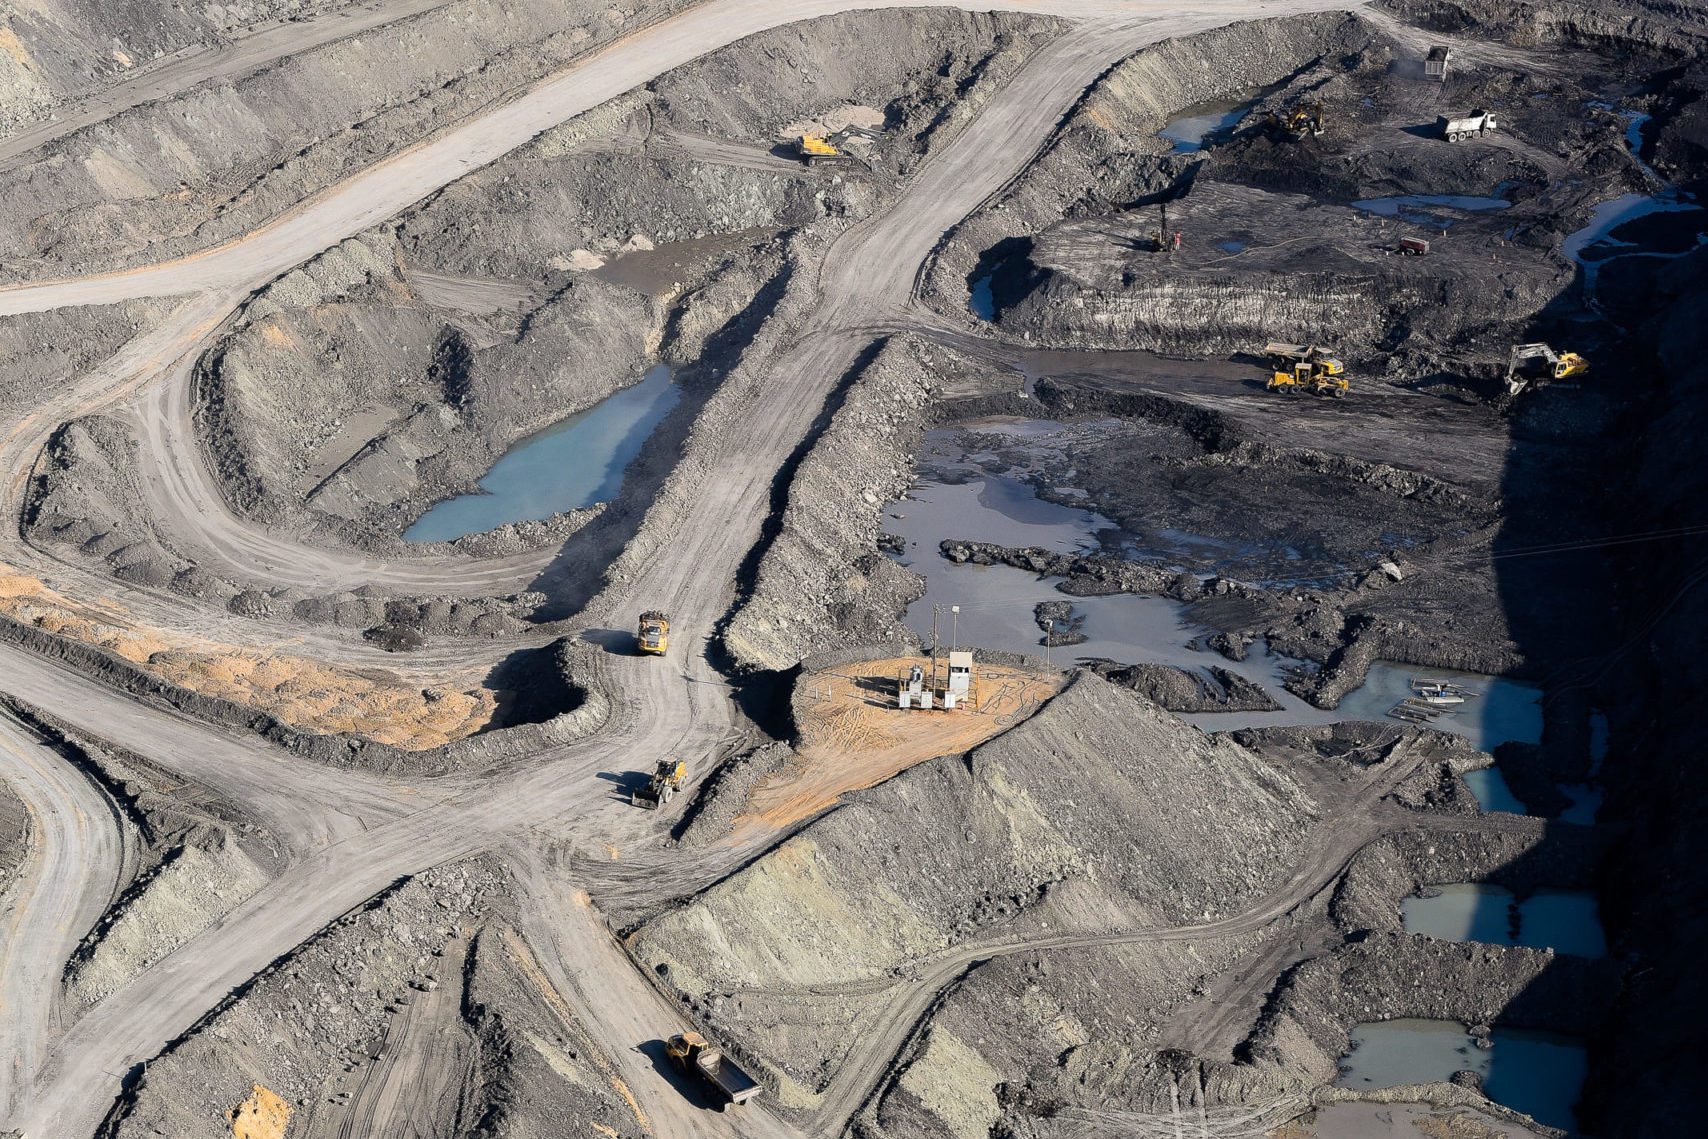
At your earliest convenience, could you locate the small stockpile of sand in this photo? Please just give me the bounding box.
[229,1085,290,1139]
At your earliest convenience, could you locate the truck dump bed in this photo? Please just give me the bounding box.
[695,1049,760,1107]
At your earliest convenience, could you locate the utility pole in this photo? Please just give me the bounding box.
[931,604,941,690]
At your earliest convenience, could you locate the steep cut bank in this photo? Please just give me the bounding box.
[629,673,1319,1104]
[1591,242,1708,1137]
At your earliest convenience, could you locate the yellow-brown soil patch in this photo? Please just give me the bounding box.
[736,656,1062,834]
[229,1084,291,1139]
[0,564,493,749]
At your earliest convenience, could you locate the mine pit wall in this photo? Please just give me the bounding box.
[921,11,1371,318]
[1249,933,1618,1099]
[721,336,942,674]
[998,264,1570,361]
[1581,243,1708,1136]
[1001,270,1401,359]
[0,767,25,896]
[193,229,663,539]
[1327,826,1601,937]
[0,0,705,282]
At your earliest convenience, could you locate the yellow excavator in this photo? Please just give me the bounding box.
[1506,343,1588,395]
[1265,101,1324,141]
[796,133,845,166]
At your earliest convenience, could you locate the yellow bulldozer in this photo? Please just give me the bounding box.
[1263,342,1347,397]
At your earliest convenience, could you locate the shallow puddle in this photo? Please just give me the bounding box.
[1337,1019,1587,1133]
[405,365,678,541]
[1352,194,1511,225]
[1403,883,1606,958]
[1158,100,1250,152]
[969,273,996,321]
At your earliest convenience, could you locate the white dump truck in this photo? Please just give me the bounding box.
[1439,109,1497,141]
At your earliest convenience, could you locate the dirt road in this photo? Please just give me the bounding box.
[0,2,1399,1135]
[0,714,127,1121]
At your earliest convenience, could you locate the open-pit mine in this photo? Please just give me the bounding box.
[0,1,1703,1136]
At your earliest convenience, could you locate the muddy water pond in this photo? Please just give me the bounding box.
[969,274,997,321]
[1402,883,1607,958]
[1351,193,1510,226]
[884,472,1545,754]
[1336,1019,1587,1133]
[884,476,1306,701]
[405,365,677,542]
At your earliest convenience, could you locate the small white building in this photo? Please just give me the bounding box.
[943,652,975,710]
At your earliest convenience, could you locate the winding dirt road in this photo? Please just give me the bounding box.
[0,714,127,1122]
[0,2,1409,1136]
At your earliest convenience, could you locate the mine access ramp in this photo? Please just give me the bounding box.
[667,1031,761,1110]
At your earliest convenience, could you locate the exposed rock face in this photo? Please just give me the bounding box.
[1082,658,1282,712]
[68,828,271,1006]
[630,674,1319,1100]
[925,11,1373,318]
[0,772,27,899]
[722,336,942,672]
[98,861,644,1139]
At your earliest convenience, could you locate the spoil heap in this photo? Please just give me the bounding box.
[630,673,1319,1104]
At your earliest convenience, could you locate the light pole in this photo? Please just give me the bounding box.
[951,605,959,654]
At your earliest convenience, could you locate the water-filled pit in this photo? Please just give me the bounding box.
[1158,99,1252,152]
[1402,883,1607,958]
[969,274,997,321]
[405,365,678,541]
[1351,194,1511,226]
[1336,1019,1587,1133]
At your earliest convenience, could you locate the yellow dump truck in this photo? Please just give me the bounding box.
[666,1031,761,1110]
[637,610,669,655]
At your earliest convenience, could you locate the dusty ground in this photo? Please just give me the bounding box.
[0,2,1702,1138]
[735,655,1061,835]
